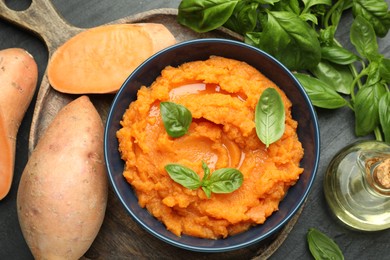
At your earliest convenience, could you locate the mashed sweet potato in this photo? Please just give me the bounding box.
[117,56,304,239]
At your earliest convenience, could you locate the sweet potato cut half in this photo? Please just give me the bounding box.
[47,23,176,94]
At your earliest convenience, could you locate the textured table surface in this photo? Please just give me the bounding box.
[0,0,389,259]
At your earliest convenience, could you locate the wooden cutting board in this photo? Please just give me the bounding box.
[0,0,303,258]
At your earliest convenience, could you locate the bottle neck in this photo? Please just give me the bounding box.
[358,151,390,196]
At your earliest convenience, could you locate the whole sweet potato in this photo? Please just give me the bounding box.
[0,48,38,200]
[17,96,108,259]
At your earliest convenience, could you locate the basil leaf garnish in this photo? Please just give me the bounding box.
[255,88,285,147]
[208,168,243,194]
[307,228,344,260]
[160,101,192,138]
[165,161,243,198]
[165,164,201,190]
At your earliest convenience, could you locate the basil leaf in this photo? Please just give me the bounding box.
[299,13,319,24]
[301,0,332,13]
[310,60,353,95]
[201,186,212,198]
[379,58,390,83]
[165,164,201,190]
[307,228,344,260]
[354,83,387,136]
[208,168,243,194]
[255,88,285,147]
[350,15,379,61]
[166,161,244,198]
[246,11,321,70]
[365,61,382,86]
[177,0,238,33]
[378,92,390,143]
[224,1,259,34]
[272,0,300,14]
[321,46,359,65]
[294,73,348,109]
[352,0,390,38]
[318,26,336,46]
[160,102,192,138]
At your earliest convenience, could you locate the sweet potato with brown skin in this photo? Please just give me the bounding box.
[17,96,108,259]
[0,48,38,200]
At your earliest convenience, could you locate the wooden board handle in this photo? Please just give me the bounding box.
[0,0,83,54]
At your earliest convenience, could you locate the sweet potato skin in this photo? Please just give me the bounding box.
[0,48,38,200]
[17,96,108,259]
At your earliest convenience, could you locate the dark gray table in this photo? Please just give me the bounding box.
[1,0,389,259]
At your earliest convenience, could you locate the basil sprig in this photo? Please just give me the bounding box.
[165,161,243,198]
[255,88,285,147]
[177,0,390,142]
[307,228,344,260]
[160,101,192,138]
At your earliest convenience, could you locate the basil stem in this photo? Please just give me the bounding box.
[160,101,192,138]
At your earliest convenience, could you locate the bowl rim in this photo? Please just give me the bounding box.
[104,38,320,253]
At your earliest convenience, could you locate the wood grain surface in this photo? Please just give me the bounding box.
[0,0,389,259]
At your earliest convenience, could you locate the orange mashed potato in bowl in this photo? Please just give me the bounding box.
[117,56,304,239]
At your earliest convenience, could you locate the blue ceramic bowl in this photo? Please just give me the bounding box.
[104,38,320,252]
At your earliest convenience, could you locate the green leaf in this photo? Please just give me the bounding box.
[321,46,359,65]
[379,58,390,83]
[318,26,336,46]
[350,15,379,61]
[294,73,348,109]
[301,0,332,13]
[255,88,285,147]
[160,101,192,138]
[177,0,238,33]
[245,10,321,70]
[352,0,390,37]
[165,164,201,190]
[208,168,243,194]
[272,0,300,14]
[299,13,319,24]
[354,84,387,136]
[307,228,344,260]
[224,1,259,34]
[378,92,390,143]
[310,60,353,95]
[166,161,244,198]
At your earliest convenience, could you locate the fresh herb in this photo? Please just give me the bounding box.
[160,101,192,138]
[165,161,243,198]
[177,0,390,142]
[255,88,285,147]
[307,228,344,260]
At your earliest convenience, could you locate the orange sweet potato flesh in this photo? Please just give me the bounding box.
[0,48,38,200]
[47,23,176,94]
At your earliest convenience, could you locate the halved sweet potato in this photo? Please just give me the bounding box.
[47,23,176,94]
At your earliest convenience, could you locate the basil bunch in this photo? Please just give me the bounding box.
[177,0,390,142]
[165,161,243,198]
